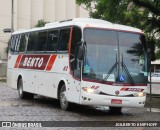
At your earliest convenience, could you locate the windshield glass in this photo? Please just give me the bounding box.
[83,28,148,84]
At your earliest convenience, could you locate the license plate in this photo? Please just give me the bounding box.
[111,99,122,104]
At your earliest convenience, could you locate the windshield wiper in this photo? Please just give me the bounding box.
[121,54,135,85]
[103,54,135,85]
[103,54,118,82]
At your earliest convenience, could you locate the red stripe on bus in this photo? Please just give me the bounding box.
[18,55,50,70]
[14,55,22,68]
[46,55,57,71]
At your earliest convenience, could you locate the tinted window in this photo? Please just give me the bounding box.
[70,27,82,78]
[58,28,71,51]
[27,32,37,52]
[47,30,59,51]
[119,32,147,84]
[19,34,28,52]
[84,29,118,78]
[10,36,16,52]
[14,35,21,52]
[37,31,47,51]
[83,28,147,84]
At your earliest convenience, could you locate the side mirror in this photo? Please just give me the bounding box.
[77,45,84,60]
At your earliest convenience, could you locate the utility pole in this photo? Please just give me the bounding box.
[11,0,14,33]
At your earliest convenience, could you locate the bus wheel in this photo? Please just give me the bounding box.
[109,107,122,113]
[18,78,34,99]
[59,84,70,111]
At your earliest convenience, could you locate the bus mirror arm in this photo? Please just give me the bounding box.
[75,41,85,60]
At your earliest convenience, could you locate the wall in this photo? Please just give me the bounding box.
[0,0,89,60]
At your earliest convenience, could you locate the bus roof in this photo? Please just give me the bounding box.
[12,18,143,35]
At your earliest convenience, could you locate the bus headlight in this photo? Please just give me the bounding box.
[82,87,100,94]
[133,92,146,97]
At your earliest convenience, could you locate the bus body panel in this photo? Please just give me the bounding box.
[80,81,146,107]
[8,53,81,104]
[80,92,146,107]
[7,18,147,109]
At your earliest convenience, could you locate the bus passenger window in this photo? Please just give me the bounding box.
[27,32,37,52]
[58,28,71,51]
[19,34,28,52]
[37,31,47,51]
[14,35,21,52]
[47,30,59,51]
[10,36,16,52]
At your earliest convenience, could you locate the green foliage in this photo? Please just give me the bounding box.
[35,19,47,27]
[154,38,160,59]
[76,0,160,60]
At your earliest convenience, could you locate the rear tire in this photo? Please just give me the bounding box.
[59,84,70,111]
[109,107,122,113]
[18,78,34,99]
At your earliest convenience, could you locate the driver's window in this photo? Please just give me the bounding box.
[70,27,82,79]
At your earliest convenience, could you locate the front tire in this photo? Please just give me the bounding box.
[18,78,34,99]
[59,84,70,111]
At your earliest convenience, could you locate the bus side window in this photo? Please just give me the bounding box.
[47,30,59,51]
[19,34,28,53]
[14,35,21,53]
[37,31,48,52]
[70,27,82,78]
[27,32,37,52]
[58,28,71,51]
[10,36,16,53]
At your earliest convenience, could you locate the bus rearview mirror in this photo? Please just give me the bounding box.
[77,46,84,60]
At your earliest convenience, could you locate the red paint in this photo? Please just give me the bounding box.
[120,88,144,92]
[111,99,122,104]
[90,86,99,89]
[14,55,22,68]
[46,55,57,71]
[18,55,50,70]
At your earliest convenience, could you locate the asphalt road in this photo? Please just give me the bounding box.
[0,82,160,130]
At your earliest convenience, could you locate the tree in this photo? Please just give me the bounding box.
[76,0,160,60]
[35,19,47,27]
[76,0,160,34]
[132,0,160,35]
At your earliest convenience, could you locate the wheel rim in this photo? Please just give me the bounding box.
[60,91,67,107]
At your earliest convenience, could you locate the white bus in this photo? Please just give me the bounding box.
[7,18,148,111]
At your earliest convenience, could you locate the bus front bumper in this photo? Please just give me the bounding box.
[80,93,146,108]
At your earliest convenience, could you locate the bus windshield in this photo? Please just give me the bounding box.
[83,28,148,84]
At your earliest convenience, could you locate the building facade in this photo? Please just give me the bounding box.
[0,0,89,59]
